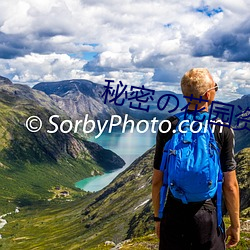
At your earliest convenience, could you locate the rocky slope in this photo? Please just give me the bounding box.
[0,76,12,85]
[0,78,124,212]
[33,79,186,122]
[33,79,129,122]
[78,146,250,248]
[235,148,250,214]
[227,94,250,152]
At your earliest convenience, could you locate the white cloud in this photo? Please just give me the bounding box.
[0,53,87,86]
[0,0,249,101]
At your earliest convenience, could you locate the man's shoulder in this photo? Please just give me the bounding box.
[212,119,235,137]
[162,115,179,124]
[159,115,179,132]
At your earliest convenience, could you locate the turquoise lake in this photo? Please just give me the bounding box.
[75,129,156,192]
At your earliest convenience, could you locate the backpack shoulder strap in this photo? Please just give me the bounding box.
[173,111,186,121]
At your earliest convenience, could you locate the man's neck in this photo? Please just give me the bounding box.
[187,102,209,112]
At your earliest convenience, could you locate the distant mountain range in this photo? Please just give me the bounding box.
[33,79,124,122]
[33,79,250,152]
[33,79,187,122]
[226,94,250,152]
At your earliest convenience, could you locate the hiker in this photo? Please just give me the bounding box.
[152,68,240,250]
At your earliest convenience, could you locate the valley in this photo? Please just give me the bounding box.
[0,76,249,249]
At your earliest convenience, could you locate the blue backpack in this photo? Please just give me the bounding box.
[158,111,223,228]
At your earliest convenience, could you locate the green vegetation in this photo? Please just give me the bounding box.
[0,198,89,250]
[89,229,250,250]
[1,142,249,249]
[0,148,156,249]
[224,217,250,250]
[235,148,250,214]
[0,82,249,249]
[0,84,122,214]
[1,209,249,250]
[0,156,98,212]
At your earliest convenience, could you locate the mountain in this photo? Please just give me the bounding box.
[0,76,248,249]
[228,94,250,117]
[1,145,249,249]
[33,79,128,122]
[0,78,125,212]
[235,148,250,214]
[33,79,187,122]
[226,94,250,152]
[33,79,250,152]
[0,76,12,85]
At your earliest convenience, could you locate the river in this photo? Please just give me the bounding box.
[75,129,156,192]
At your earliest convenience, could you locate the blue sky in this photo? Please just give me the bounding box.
[0,0,249,102]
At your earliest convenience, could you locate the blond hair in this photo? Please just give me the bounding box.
[181,68,214,100]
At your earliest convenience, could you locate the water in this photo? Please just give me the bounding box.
[75,129,156,192]
[0,209,19,238]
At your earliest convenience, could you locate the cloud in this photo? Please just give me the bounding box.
[0,0,249,101]
[0,53,87,86]
[192,18,250,62]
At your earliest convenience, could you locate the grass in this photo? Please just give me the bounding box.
[84,225,250,250]
[0,86,249,249]
[0,92,108,214]
[0,144,248,250]
[0,198,89,250]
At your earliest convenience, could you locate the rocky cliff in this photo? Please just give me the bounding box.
[33,79,128,122]
[33,79,187,122]
[0,75,12,85]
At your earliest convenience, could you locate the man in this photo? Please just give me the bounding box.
[152,68,240,249]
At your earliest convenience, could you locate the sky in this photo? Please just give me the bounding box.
[0,0,249,102]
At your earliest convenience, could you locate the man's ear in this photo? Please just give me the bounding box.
[203,92,210,100]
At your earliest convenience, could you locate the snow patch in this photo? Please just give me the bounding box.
[134,199,150,210]
[0,208,20,238]
[138,185,145,190]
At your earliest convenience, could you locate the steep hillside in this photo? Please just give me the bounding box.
[235,148,250,214]
[1,146,249,249]
[0,81,124,212]
[227,94,250,152]
[0,147,155,249]
[79,147,155,248]
[228,94,250,117]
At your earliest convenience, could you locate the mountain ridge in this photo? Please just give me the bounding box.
[33,78,250,152]
[0,76,12,85]
[32,79,187,122]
